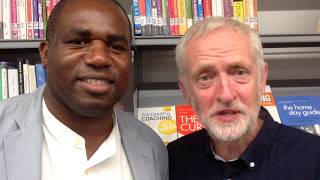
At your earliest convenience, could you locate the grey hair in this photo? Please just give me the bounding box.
[175,17,265,81]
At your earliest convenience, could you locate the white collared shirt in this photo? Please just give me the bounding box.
[41,99,133,180]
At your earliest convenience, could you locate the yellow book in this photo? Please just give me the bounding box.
[233,0,244,23]
[177,0,187,35]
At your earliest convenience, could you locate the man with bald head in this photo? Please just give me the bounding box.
[0,0,168,179]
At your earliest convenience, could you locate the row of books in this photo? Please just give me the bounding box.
[0,0,60,40]
[137,85,320,144]
[133,0,258,36]
[0,59,46,101]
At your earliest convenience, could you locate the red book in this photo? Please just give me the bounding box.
[176,104,204,137]
[202,0,212,18]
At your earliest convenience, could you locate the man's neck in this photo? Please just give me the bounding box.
[212,118,264,161]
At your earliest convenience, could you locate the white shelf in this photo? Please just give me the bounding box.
[0,40,43,49]
[134,34,320,46]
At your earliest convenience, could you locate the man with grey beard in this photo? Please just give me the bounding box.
[167,17,320,180]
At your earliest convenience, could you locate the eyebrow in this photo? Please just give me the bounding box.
[68,28,91,38]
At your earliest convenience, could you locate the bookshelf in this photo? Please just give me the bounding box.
[0,0,319,112]
[132,0,320,110]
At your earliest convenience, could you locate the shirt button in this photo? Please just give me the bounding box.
[250,162,255,168]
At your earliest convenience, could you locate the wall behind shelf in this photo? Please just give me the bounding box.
[139,46,320,84]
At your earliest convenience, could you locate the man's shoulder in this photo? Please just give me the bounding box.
[276,124,320,157]
[168,129,208,151]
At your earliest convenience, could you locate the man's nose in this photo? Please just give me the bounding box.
[84,40,112,67]
[216,75,236,103]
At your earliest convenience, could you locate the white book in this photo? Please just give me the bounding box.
[215,0,224,16]
[212,0,224,17]
[2,0,12,39]
[23,63,30,93]
[137,106,178,144]
[260,85,281,123]
[17,0,27,39]
[8,68,19,98]
[1,67,8,100]
[28,64,37,92]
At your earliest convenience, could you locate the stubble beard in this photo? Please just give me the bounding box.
[192,90,262,142]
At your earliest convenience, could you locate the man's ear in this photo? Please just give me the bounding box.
[39,41,49,69]
[260,62,269,91]
[179,79,191,104]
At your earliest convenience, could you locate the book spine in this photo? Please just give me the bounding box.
[233,0,244,23]
[0,0,3,39]
[168,0,176,35]
[186,0,193,29]
[35,63,46,87]
[23,61,30,94]
[156,0,163,35]
[223,0,233,17]
[151,0,158,35]
[145,0,153,35]
[191,0,198,24]
[42,0,47,35]
[243,0,250,26]
[26,0,34,39]
[3,0,12,39]
[162,0,169,35]
[133,0,142,35]
[38,0,44,38]
[11,0,18,39]
[0,65,9,100]
[46,0,52,20]
[173,0,179,35]
[33,0,40,38]
[28,64,37,92]
[211,0,217,16]
[215,0,224,16]
[8,67,19,98]
[252,0,258,31]
[17,58,24,94]
[197,0,204,21]
[17,0,27,39]
[177,0,187,35]
[202,0,212,18]
[138,0,147,35]
[0,65,3,100]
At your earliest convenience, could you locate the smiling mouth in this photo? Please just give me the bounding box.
[79,78,114,94]
[81,78,111,85]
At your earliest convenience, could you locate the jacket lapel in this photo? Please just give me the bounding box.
[4,123,43,180]
[4,87,45,180]
[116,110,155,180]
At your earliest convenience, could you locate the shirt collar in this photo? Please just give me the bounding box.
[42,98,120,165]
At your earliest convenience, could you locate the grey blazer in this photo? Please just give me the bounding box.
[0,86,168,180]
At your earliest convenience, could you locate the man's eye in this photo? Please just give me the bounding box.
[197,73,213,88]
[199,74,210,81]
[109,43,127,52]
[68,39,87,45]
[111,45,125,51]
[232,69,250,83]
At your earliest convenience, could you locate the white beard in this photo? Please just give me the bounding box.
[192,90,262,142]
